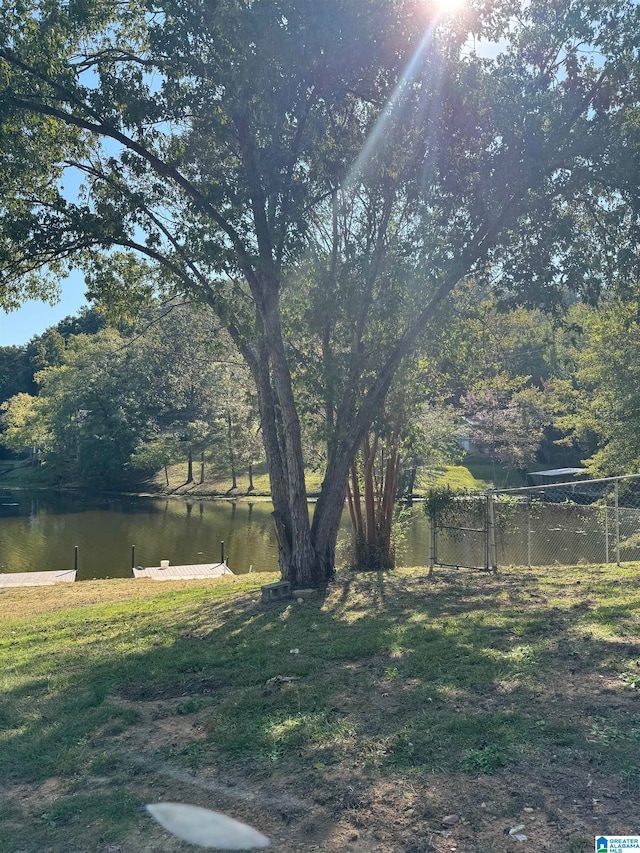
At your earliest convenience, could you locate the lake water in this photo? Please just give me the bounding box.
[0,489,437,580]
[2,489,637,579]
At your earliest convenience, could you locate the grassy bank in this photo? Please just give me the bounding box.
[150,459,325,498]
[152,457,501,497]
[0,454,520,497]
[2,563,640,852]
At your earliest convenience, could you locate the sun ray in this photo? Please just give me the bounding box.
[344,24,439,191]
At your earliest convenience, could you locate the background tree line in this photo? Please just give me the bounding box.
[0,302,262,491]
[3,289,638,504]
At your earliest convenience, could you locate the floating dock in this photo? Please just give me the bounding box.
[0,570,77,588]
[132,562,234,581]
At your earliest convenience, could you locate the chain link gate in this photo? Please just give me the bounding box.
[428,494,498,573]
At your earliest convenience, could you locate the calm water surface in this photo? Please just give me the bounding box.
[0,489,437,580]
[4,489,630,579]
[0,491,283,579]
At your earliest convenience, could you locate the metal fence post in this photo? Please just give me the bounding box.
[605,503,609,564]
[484,494,490,571]
[428,509,436,577]
[615,479,620,565]
[527,497,532,569]
[487,492,498,573]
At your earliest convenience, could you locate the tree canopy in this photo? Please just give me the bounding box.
[554,300,640,476]
[1,0,639,585]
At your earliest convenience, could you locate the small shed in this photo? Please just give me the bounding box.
[527,467,586,486]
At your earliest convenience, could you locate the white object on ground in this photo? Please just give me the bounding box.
[146,803,270,849]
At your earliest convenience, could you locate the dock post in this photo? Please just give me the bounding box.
[131,545,136,570]
[220,540,225,565]
[74,545,79,572]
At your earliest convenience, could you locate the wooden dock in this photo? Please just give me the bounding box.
[0,570,77,588]
[132,562,234,581]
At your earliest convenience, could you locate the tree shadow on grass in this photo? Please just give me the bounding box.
[2,569,640,851]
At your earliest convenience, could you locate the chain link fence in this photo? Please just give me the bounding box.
[494,473,640,567]
[430,473,640,570]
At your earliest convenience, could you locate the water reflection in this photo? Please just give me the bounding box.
[0,491,283,580]
[4,490,634,580]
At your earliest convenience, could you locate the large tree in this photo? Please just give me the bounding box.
[1,328,159,486]
[1,0,639,586]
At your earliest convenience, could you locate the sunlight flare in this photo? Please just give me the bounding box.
[430,0,466,14]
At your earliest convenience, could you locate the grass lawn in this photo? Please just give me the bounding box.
[416,463,493,492]
[149,459,325,498]
[155,456,504,500]
[417,457,533,493]
[1,564,640,852]
[0,461,50,490]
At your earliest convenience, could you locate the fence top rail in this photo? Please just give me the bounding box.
[492,472,640,496]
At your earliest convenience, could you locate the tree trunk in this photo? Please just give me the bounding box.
[262,301,318,586]
[187,448,193,483]
[241,267,459,588]
[363,433,378,548]
[311,441,355,577]
[344,429,401,570]
[249,339,293,579]
[227,411,237,489]
[248,461,254,491]
[400,465,417,502]
[200,449,205,484]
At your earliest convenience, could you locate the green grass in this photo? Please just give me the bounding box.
[154,453,521,498]
[416,462,493,491]
[0,459,50,489]
[416,456,532,492]
[2,564,640,851]
[150,458,325,497]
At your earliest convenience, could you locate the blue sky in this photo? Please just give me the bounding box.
[0,270,88,347]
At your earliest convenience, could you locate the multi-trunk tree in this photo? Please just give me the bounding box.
[1,0,639,586]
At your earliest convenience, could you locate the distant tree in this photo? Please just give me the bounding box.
[398,403,462,498]
[208,364,261,490]
[461,381,552,484]
[554,300,640,475]
[0,347,32,408]
[0,392,49,460]
[129,434,183,487]
[138,301,260,485]
[0,309,107,453]
[2,329,157,487]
